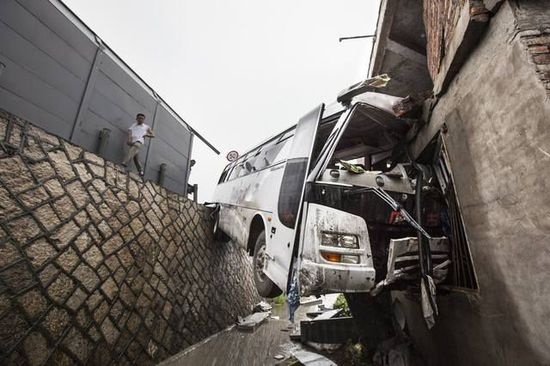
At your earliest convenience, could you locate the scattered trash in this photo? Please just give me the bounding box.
[253,301,273,312]
[270,315,280,320]
[237,312,270,332]
[300,297,323,306]
[292,349,337,366]
[274,354,285,360]
[309,309,341,321]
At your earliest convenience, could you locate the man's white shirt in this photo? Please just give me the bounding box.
[129,123,150,144]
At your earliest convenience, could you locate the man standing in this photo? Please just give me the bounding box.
[122,113,154,176]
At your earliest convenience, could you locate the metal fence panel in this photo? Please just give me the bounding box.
[0,0,195,195]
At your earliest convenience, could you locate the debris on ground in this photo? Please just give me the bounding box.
[254,301,273,312]
[300,297,323,306]
[292,349,338,366]
[237,312,270,331]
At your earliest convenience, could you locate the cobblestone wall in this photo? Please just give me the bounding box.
[0,109,260,365]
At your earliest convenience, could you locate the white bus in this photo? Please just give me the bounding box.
[212,83,450,299]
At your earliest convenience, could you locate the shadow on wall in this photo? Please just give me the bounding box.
[0,109,259,365]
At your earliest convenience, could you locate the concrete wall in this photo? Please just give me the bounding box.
[0,0,193,194]
[0,109,259,365]
[402,2,550,365]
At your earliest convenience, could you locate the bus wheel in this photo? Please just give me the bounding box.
[252,230,282,298]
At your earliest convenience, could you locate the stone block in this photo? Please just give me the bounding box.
[25,238,56,268]
[0,186,23,221]
[49,150,75,182]
[98,220,113,238]
[64,142,82,161]
[28,160,55,182]
[34,204,61,232]
[101,316,120,345]
[18,186,50,210]
[101,277,118,301]
[66,180,88,208]
[74,231,92,253]
[74,210,89,227]
[51,220,79,249]
[8,215,41,244]
[0,156,35,194]
[62,327,92,363]
[39,263,59,287]
[27,125,59,147]
[0,311,29,353]
[23,331,50,366]
[84,152,104,166]
[83,245,103,269]
[47,272,74,304]
[43,307,70,339]
[94,301,109,323]
[103,234,124,256]
[66,288,87,312]
[53,195,77,222]
[88,163,105,178]
[56,247,79,273]
[74,162,92,182]
[73,263,100,293]
[43,178,64,198]
[0,241,23,268]
[17,289,48,319]
[24,137,47,161]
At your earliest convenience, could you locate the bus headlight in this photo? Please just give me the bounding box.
[321,232,359,249]
[320,252,360,264]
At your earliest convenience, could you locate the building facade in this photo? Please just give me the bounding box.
[370,0,550,364]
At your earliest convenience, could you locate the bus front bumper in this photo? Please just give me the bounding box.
[299,259,376,296]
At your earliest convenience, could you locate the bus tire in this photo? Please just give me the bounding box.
[252,230,282,298]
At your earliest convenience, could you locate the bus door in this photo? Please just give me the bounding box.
[264,104,324,292]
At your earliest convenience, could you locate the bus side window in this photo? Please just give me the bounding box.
[218,164,231,184]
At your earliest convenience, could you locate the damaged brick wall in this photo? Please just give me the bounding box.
[423,0,489,80]
[0,109,260,365]
[511,0,550,95]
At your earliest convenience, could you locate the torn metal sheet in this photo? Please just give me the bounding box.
[371,237,450,296]
[291,349,337,366]
[421,276,438,329]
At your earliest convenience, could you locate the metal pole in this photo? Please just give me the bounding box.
[70,41,104,141]
[158,163,167,186]
[339,34,375,42]
[193,184,198,203]
[143,98,159,176]
[97,128,111,156]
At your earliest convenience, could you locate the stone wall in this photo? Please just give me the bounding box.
[0,109,260,365]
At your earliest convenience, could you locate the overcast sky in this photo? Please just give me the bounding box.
[63,0,381,201]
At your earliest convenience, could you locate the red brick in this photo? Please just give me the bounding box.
[533,53,550,64]
[528,45,550,54]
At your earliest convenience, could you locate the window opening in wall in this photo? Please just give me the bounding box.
[432,137,478,290]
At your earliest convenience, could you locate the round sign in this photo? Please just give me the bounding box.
[226,150,239,162]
